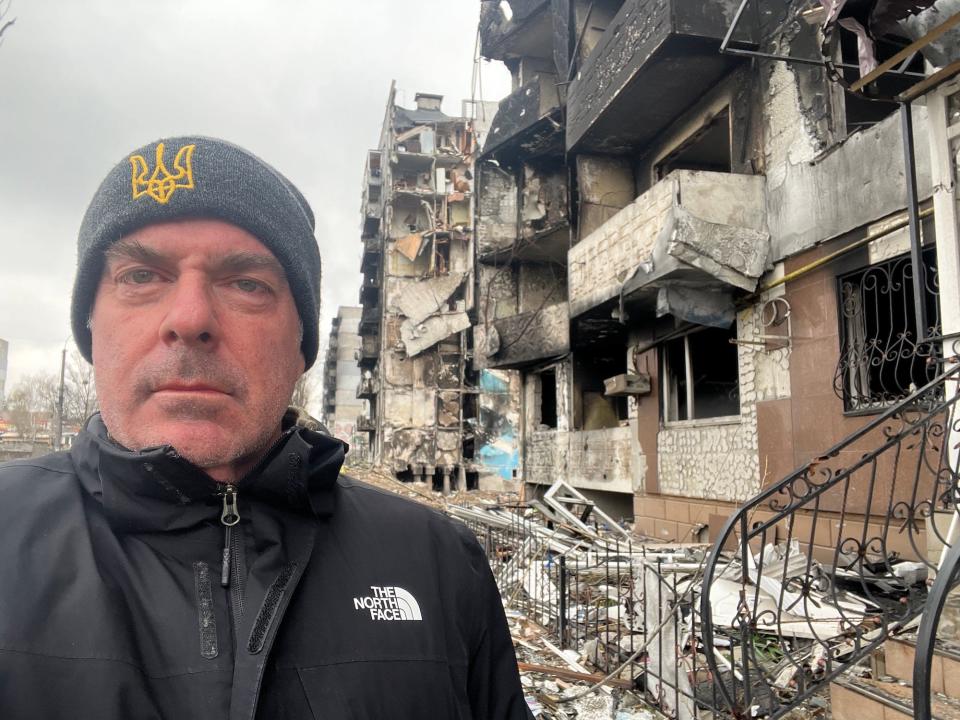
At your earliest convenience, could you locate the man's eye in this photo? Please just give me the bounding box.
[120,269,159,284]
[233,278,267,293]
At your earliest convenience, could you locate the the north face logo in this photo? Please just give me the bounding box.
[352,586,422,621]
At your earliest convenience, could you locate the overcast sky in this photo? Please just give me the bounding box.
[0,0,510,406]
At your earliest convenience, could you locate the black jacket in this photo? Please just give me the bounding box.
[0,415,531,719]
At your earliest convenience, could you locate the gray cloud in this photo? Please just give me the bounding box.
[0,0,510,398]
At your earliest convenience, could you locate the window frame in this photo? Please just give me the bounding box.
[660,326,741,425]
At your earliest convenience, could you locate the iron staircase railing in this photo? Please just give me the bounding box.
[701,359,960,719]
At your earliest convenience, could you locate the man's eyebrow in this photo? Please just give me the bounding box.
[104,239,169,267]
[215,251,286,279]
[103,242,286,279]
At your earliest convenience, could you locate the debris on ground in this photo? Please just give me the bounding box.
[343,465,934,718]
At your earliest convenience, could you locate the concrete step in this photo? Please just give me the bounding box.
[883,635,960,698]
[831,675,960,720]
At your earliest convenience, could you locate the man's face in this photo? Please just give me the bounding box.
[90,219,306,482]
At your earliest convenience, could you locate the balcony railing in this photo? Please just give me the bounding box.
[566,0,757,154]
[356,415,375,433]
[568,170,767,319]
[482,74,563,160]
[356,335,379,368]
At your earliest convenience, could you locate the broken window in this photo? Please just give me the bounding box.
[661,326,739,422]
[836,247,940,413]
[654,108,731,180]
[838,30,923,133]
[539,369,557,429]
[574,352,628,430]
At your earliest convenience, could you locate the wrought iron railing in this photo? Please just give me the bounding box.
[702,359,960,719]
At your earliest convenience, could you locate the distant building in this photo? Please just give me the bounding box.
[321,307,368,459]
[0,338,7,410]
[356,84,517,492]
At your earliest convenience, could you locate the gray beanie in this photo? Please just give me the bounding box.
[71,135,322,368]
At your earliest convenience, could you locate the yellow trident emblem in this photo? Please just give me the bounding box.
[129,142,196,204]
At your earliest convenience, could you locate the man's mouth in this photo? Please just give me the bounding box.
[154,382,231,395]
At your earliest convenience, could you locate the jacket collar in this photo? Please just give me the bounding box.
[71,412,346,533]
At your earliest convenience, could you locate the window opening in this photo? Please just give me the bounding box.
[662,326,740,422]
[840,31,924,133]
[835,246,940,412]
[574,352,628,430]
[655,108,731,180]
[435,236,450,275]
[539,369,557,429]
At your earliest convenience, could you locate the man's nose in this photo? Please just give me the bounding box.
[158,275,220,349]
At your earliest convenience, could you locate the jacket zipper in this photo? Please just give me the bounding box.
[220,486,246,619]
[216,431,294,643]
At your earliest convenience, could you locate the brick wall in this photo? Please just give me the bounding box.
[568,175,674,316]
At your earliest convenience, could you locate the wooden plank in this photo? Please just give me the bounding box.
[898,59,960,103]
[517,662,634,690]
[850,12,960,92]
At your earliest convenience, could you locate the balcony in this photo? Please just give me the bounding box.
[481,74,563,162]
[356,335,379,369]
[477,302,570,369]
[358,306,380,335]
[362,150,383,222]
[479,0,552,64]
[359,273,380,304]
[357,375,378,400]
[476,160,569,263]
[361,236,381,274]
[566,0,758,154]
[363,195,381,222]
[568,170,767,320]
[356,415,375,433]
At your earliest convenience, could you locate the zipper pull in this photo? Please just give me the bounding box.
[220,486,240,587]
[221,485,240,526]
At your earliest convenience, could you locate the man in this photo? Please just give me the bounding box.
[0,137,532,719]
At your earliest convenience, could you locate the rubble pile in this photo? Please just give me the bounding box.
[343,460,513,510]
[453,489,932,719]
[346,467,933,718]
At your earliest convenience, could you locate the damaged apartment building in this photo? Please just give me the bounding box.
[474,0,960,529]
[321,306,368,458]
[356,84,512,490]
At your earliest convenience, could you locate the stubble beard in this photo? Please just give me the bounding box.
[100,349,282,477]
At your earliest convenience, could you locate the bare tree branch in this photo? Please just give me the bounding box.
[0,0,15,48]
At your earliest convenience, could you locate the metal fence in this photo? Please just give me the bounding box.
[457,505,725,718]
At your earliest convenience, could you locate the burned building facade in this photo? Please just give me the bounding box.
[321,306,367,457]
[356,84,517,490]
[475,0,960,536]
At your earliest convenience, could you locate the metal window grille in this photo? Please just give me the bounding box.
[834,247,940,412]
